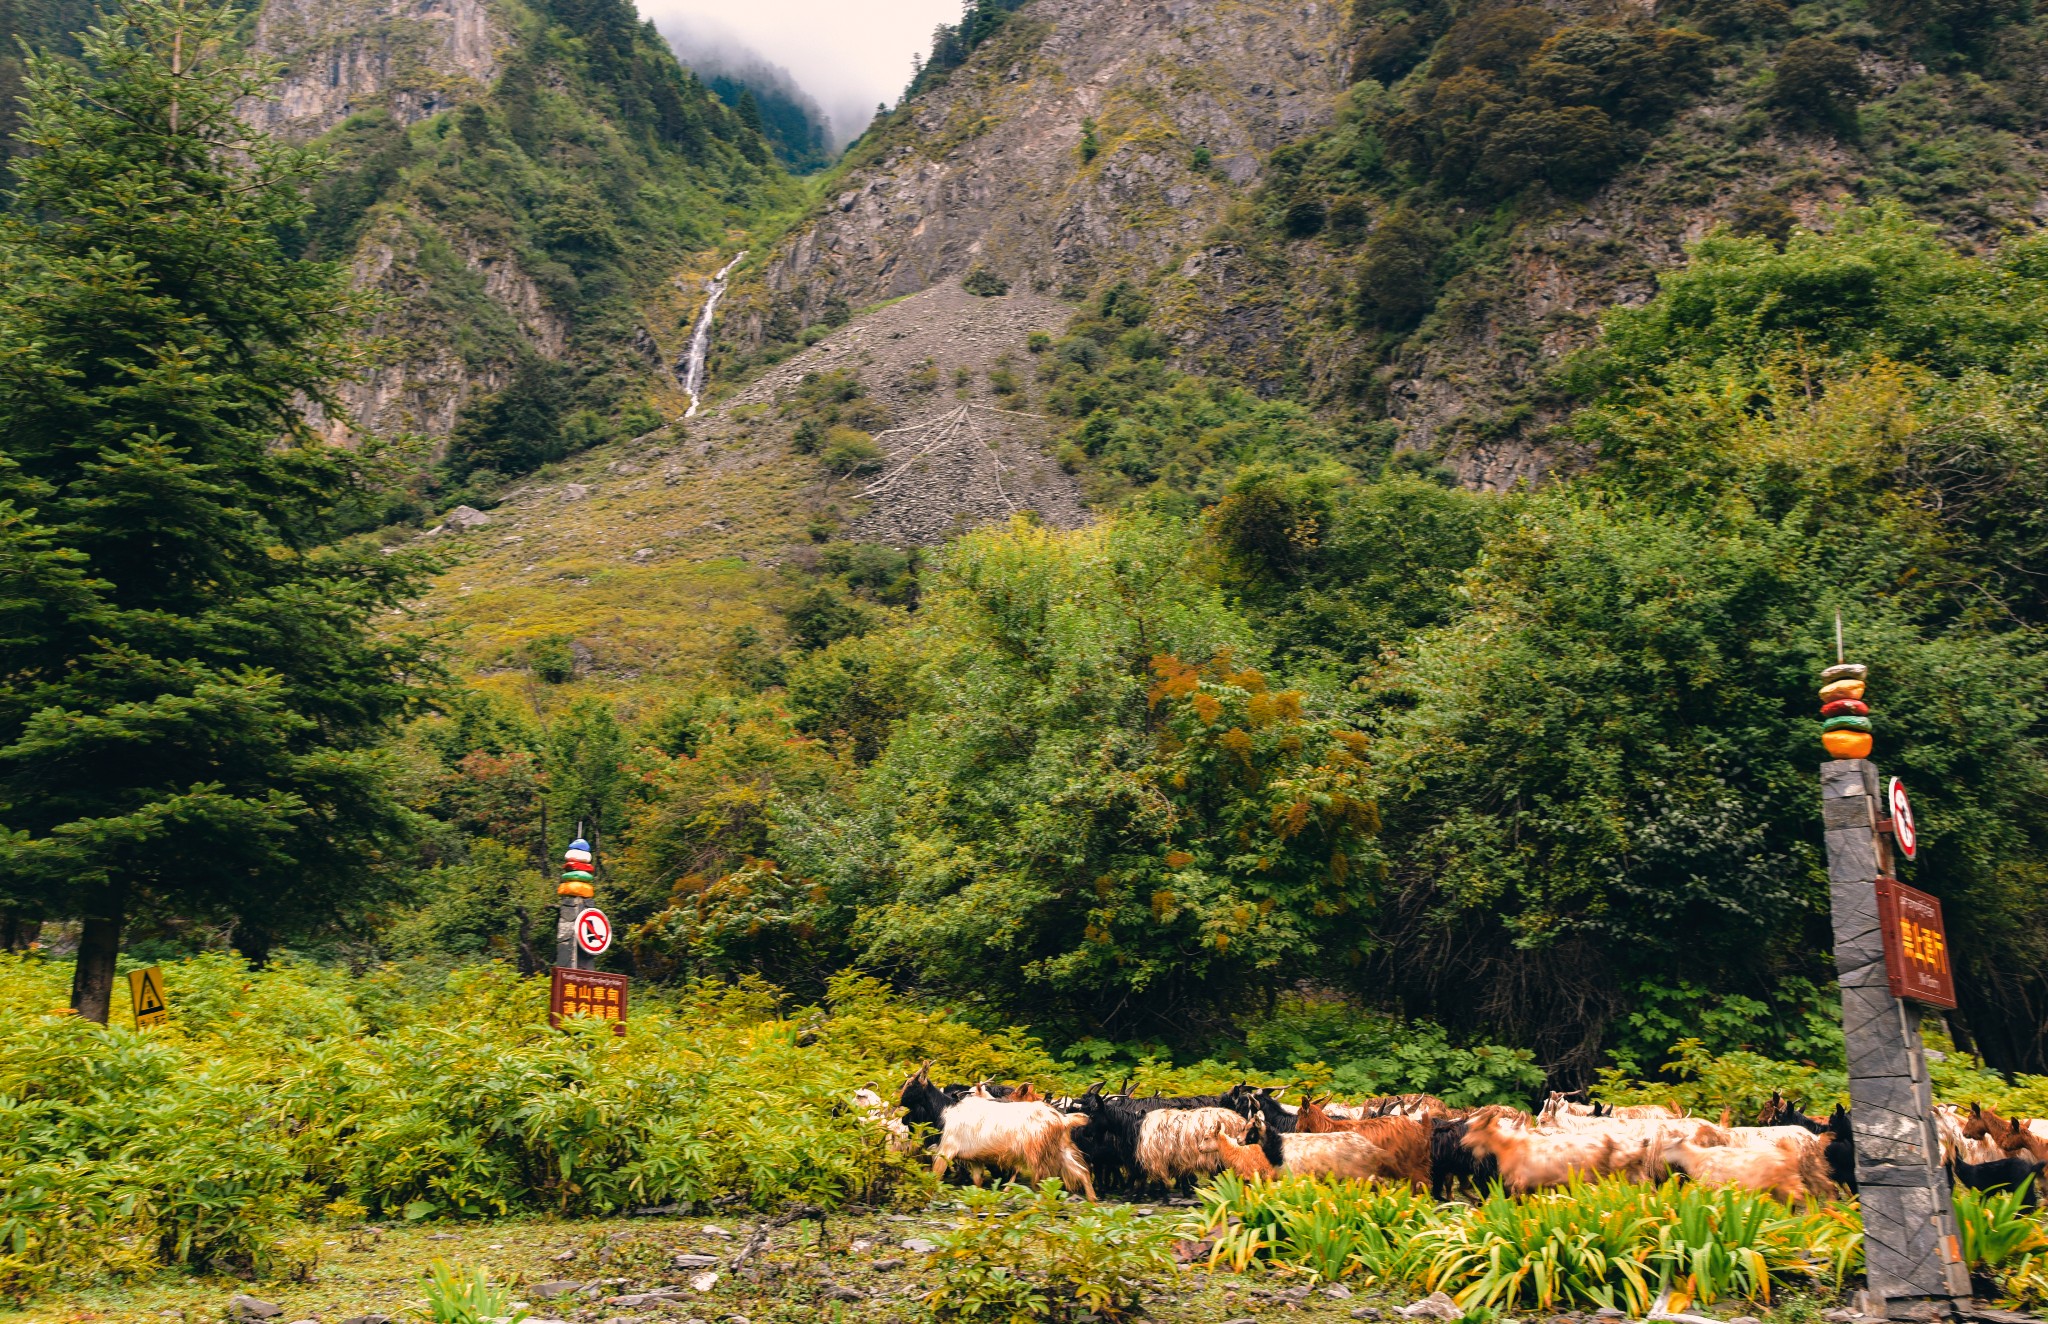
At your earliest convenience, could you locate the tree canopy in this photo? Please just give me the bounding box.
[0,0,436,1017]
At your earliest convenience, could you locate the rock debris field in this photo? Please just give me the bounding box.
[718,277,1091,546]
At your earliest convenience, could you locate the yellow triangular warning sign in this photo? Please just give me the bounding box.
[128,966,168,1027]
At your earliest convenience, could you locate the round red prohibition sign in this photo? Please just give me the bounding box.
[1889,777,1918,860]
[575,907,613,956]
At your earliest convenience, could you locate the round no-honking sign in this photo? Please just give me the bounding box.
[1889,777,1918,859]
[575,907,613,955]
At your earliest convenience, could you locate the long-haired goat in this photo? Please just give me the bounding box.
[1277,1130,1388,1180]
[1431,1113,1502,1200]
[1460,1108,1641,1192]
[1663,1134,1835,1205]
[1134,1106,1253,1187]
[930,1095,1097,1199]
[1295,1097,1430,1190]
[899,1064,1097,1197]
[1756,1097,1857,1193]
[853,1085,918,1155]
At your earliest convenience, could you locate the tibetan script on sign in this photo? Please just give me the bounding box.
[550,966,629,1034]
[1874,877,1957,1009]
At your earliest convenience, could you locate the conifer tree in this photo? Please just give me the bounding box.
[0,0,435,1019]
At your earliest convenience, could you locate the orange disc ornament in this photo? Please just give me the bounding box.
[1822,728,1873,759]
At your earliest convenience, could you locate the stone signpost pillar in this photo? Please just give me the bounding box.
[1821,739,1970,1317]
[555,833,598,971]
[555,896,595,970]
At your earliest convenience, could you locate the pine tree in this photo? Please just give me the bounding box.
[0,0,438,1019]
[733,87,764,137]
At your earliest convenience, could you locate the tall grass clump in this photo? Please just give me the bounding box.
[1202,1174,1440,1285]
[1195,1175,1864,1311]
[1953,1183,2048,1305]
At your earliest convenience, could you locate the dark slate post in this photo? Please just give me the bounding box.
[555,896,594,970]
[1820,757,1969,1319]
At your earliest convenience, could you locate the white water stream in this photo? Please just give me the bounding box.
[678,251,747,418]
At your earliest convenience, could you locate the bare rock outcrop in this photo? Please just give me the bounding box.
[734,0,1352,340]
[247,0,504,140]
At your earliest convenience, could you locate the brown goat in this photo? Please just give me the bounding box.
[1216,1118,1275,1180]
[1294,1097,1430,1191]
[1969,1103,2048,1163]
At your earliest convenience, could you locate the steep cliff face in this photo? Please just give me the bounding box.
[731,0,1353,343]
[247,0,503,139]
[261,0,794,468]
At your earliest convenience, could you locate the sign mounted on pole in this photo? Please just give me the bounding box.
[127,965,169,1028]
[1875,876,1957,1009]
[1888,777,1918,859]
[549,966,628,1033]
[574,906,612,956]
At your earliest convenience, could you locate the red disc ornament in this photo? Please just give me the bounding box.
[575,907,613,955]
[1888,777,1918,860]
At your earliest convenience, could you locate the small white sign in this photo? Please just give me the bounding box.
[1889,777,1918,859]
[575,907,613,955]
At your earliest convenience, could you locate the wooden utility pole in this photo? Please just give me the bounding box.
[1819,651,1969,1319]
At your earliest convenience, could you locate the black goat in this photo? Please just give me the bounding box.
[1951,1155,2043,1208]
[1429,1114,1501,1200]
[1066,1087,1145,1192]
[1228,1085,1297,1135]
[1821,1106,1857,1194]
[898,1064,955,1133]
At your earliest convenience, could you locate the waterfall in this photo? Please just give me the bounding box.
[677,251,747,418]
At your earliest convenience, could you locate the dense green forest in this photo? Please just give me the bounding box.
[10,0,2048,1312]
[3,0,2047,1105]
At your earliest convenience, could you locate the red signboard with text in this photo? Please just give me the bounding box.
[1873,877,1957,1009]
[549,966,629,1033]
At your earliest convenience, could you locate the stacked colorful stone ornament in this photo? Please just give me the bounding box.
[559,837,596,898]
[1819,662,1872,759]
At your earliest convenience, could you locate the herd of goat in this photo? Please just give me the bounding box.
[854,1068,2048,1209]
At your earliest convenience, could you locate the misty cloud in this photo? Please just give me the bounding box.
[634,0,963,147]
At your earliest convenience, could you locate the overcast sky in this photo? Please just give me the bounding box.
[637,0,965,144]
